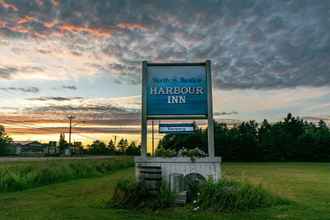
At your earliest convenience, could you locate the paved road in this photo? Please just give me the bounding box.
[0,156,114,162]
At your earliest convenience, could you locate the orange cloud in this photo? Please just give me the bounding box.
[59,23,113,38]
[0,0,18,11]
[51,0,59,7]
[117,22,147,31]
[17,16,36,25]
[0,19,6,28]
[8,25,30,34]
[44,20,57,29]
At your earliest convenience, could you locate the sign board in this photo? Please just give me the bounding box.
[145,64,208,118]
[141,61,214,158]
[159,123,195,134]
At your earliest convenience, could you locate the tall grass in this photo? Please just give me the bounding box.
[109,179,175,210]
[197,179,290,212]
[108,178,289,212]
[0,157,134,192]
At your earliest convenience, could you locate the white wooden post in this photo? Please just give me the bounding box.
[206,60,215,158]
[141,61,148,157]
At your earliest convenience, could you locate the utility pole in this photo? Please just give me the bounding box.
[151,120,154,156]
[67,115,75,145]
[114,135,117,146]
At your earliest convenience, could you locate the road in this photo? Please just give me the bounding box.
[0,156,114,162]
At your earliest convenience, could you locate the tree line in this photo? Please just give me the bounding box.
[0,127,140,156]
[86,139,141,155]
[158,113,330,161]
[57,133,141,155]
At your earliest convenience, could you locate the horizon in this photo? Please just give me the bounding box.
[1,0,330,146]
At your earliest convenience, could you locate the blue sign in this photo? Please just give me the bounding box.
[159,123,195,134]
[146,65,208,116]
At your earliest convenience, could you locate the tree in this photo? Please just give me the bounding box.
[117,138,129,154]
[73,142,83,155]
[58,132,68,152]
[158,113,330,162]
[0,125,12,155]
[89,140,107,154]
[107,139,117,154]
[126,141,140,155]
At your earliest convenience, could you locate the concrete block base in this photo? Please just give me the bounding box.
[135,157,221,184]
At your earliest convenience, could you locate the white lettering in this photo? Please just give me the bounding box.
[196,87,204,94]
[174,87,180,94]
[150,87,158,95]
[151,87,205,95]
[158,87,165,95]
[179,96,186,103]
[168,95,186,104]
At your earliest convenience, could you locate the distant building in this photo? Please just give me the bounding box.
[12,141,47,156]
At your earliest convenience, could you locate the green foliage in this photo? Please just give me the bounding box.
[107,139,116,154]
[0,157,134,193]
[58,132,68,152]
[178,147,207,161]
[197,179,289,212]
[0,125,12,155]
[89,140,108,154]
[109,179,175,210]
[155,147,207,161]
[87,139,140,155]
[117,138,129,153]
[125,141,141,155]
[155,147,177,157]
[159,114,330,161]
[109,178,288,212]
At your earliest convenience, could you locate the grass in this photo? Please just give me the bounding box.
[109,179,176,210]
[0,157,134,192]
[0,162,329,219]
[197,179,289,212]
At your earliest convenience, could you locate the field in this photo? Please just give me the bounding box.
[0,160,329,220]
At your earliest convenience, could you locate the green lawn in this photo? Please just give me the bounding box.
[0,163,329,220]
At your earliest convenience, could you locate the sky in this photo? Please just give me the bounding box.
[0,0,329,145]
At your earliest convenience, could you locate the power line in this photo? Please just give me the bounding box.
[2,119,98,142]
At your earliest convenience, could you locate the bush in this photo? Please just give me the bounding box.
[155,147,207,161]
[155,147,177,157]
[0,157,134,192]
[108,178,288,212]
[108,179,175,210]
[197,179,289,212]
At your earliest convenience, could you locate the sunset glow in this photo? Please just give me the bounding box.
[0,0,329,148]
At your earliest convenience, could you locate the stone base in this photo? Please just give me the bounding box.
[134,157,221,184]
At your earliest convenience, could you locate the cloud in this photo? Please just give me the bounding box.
[52,85,77,90]
[0,1,330,89]
[25,104,139,114]
[21,95,139,114]
[0,86,39,93]
[26,96,83,101]
[62,85,77,90]
[12,96,142,127]
[214,111,238,116]
[0,67,17,79]
[0,1,18,11]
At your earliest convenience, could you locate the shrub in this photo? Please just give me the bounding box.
[197,179,289,212]
[155,147,207,161]
[108,179,175,210]
[155,147,177,157]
